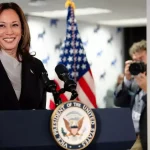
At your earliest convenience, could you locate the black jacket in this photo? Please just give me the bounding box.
[0,55,46,110]
[114,82,147,150]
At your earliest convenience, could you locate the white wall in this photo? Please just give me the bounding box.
[27,16,124,108]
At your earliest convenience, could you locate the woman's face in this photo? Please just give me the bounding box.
[0,9,22,53]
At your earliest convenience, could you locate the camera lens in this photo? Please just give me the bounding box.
[129,62,146,75]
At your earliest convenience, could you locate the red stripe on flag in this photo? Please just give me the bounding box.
[78,75,97,108]
[49,100,55,110]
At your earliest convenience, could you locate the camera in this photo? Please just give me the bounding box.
[129,62,146,75]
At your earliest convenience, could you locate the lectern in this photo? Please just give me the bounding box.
[0,108,136,150]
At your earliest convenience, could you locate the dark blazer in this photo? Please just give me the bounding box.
[114,82,147,150]
[0,55,46,110]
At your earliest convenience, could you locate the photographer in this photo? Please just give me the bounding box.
[114,40,147,150]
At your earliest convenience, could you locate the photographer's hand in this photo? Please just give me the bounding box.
[134,73,147,93]
[124,60,133,80]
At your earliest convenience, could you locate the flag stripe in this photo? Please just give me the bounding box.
[83,71,95,94]
[78,74,97,108]
[77,84,95,108]
[63,92,72,101]
[89,69,93,77]
[49,100,55,110]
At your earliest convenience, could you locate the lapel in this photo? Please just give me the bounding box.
[0,60,19,106]
[19,56,33,104]
[0,56,29,105]
[19,57,27,102]
[19,56,41,107]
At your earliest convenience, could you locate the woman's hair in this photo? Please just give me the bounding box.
[129,40,147,57]
[0,2,31,61]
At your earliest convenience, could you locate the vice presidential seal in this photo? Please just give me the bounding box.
[51,100,96,150]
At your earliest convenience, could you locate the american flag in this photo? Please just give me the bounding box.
[49,5,97,109]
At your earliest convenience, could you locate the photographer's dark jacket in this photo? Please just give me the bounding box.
[114,80,147,150]
[0,52,46,110]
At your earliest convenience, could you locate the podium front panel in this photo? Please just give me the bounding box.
[0,108,135,150]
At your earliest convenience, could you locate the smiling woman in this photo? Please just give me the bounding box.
[0,2,30,61]
[0,2,50,110]
[0,9,22,58]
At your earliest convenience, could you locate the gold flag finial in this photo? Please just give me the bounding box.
[65,0,76,9]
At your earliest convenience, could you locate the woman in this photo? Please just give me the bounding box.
[0,2,48,110]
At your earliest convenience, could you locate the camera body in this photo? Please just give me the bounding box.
[129,62,146,75]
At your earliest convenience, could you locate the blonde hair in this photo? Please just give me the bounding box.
[129,40,146,57]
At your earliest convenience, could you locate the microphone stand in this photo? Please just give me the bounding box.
[53,87,78,106]
[51,90,62,107]
[61,79,78,100]
[47,79,78,107]
[70,90,78,100]
[40,73,62,107]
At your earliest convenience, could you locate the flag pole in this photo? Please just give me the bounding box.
[65,0,77,82]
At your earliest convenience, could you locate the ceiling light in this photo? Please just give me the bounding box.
[28,0,46,6]
[28,8,111,18]
[99,18,147,27]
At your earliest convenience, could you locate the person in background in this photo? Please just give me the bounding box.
[114,40,147,150]
[116,73,124,86]
[104,74,124,108]
[0,2,50,110]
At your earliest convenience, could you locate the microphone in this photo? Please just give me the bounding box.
[40,72,57,93]
[30,59,61,106]
[55,64,78,100]
[54,64,69,82]
[40,72,62,106]
[31,60,57,93]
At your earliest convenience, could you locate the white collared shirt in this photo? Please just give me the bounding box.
[0,50,22,100]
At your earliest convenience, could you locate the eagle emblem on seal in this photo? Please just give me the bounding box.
[63,117,84,136]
